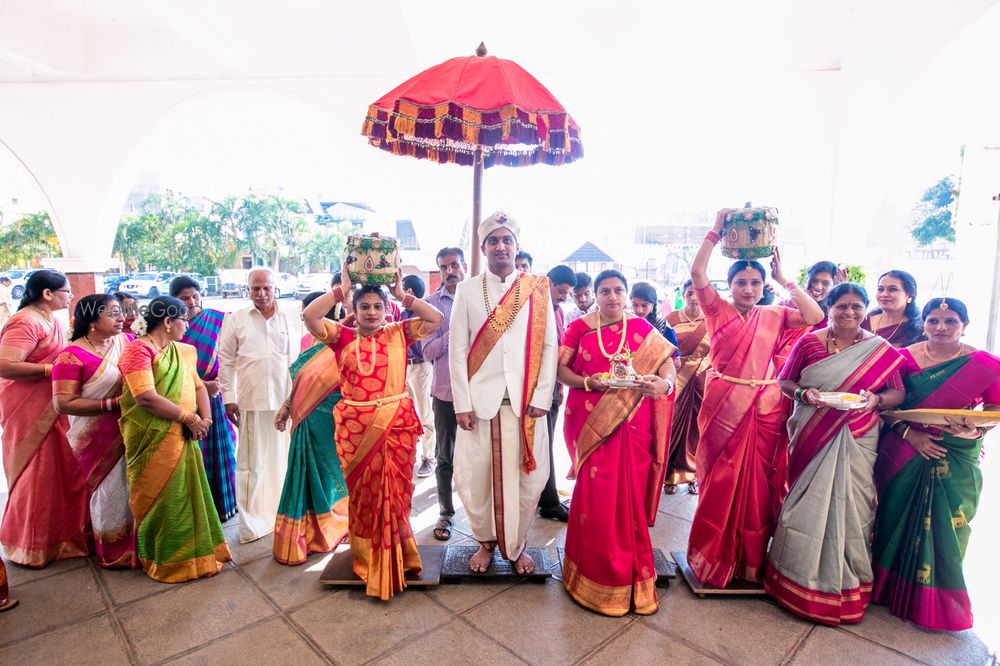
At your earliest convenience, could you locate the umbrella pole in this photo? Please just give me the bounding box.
[987,192,1000,351]
[471,148,484,275]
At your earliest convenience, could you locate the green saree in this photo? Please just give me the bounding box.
[119,339,232,583]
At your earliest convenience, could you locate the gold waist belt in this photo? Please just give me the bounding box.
[341,393,408,408]
[715,372,776,388]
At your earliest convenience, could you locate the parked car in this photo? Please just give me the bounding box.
[103,274,131,295]
[219,269,249,299]
[274,272,296,299]
[120,271,176,298]
[176,273,208,293]
[3,268,35,300]
[295,273,333,299]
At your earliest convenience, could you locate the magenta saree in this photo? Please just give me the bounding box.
[560,313,675,616]
[52,334,137,569]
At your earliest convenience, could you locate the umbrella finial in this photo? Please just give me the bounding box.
[476,42,488,57]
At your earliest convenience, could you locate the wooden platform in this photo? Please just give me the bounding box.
[319,545,445,587]
[556,548,676,586]
[670,551,767,598]
[440,546,553,582]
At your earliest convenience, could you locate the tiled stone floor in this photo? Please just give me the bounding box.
[2,480,996,666]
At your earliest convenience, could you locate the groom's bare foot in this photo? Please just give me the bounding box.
[514,551,534,575]
[468,545,494,573]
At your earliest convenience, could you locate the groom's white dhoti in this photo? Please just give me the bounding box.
[454,402,550,559]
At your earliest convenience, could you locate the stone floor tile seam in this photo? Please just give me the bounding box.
[230,564,339,665]
[89,559,143,665]
[572,616,640,666]
[355,615,458,666]
[102,570,179,611]
[0,608,110,650]
[637,615,739,666]
[438,580,527,617]
[830,626,930,665]
[362,616,535,666]
[142,615,299,666]
[0,555,88,586]
[0,565,110,650]
[776,624,815,666]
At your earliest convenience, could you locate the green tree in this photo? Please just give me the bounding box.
[210,193,305,271]
[299,225,350,273]
[0,211,62,268]
[113,191,228,273]
[911,177,957,246]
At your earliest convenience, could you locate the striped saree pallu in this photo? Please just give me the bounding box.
[182,309,237,522]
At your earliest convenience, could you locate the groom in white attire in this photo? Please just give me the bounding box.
[449,211,558,575]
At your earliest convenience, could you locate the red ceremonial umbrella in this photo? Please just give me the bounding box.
[362,43,583,274]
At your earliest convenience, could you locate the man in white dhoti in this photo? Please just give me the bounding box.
[449,211,558,575]
[219,268,296,543]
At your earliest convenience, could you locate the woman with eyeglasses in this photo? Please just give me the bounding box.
[52,294,137,569]
[0,270,89,567]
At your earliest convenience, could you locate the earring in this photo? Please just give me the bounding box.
[906,298,912,303]
[166,325,172,334]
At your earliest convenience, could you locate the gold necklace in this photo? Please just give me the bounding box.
[144,335,167,353]
[596,312,628,359]
[481,273,522,332]
[29,305,52,321]
[84,335,110,357]
[827,327,863,354]
[874,313,904,341]
[924,342,963,364]
[354,330,379,376]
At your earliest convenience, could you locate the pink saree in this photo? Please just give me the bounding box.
[560,313,675,616]
[686,284,808,588]
[0,309,89,567]
[52,334,137,569]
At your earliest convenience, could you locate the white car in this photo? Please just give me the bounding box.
[120,271,176,298]
[3,268,35,300]
[275,272,296,299]
[296,273,333,299]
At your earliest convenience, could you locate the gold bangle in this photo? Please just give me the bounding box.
[583,376,592,392]
[900,425,911,441]
[43,364,52,377]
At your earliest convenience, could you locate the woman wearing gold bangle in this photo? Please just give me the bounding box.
[52,294,136,569]
[557,269,677,616]
[118,296,231,582]
[301,265,443,600]
[765,283,904,625]
[0,269,88,568]
[685,208,825,590]
[871,297,1000,631]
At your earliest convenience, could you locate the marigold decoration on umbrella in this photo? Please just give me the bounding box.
[361,48,583,169]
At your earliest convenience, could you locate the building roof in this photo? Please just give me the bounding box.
[563,241,614,264]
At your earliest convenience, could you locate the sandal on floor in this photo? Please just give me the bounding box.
[664,484,678,495]
[688,481,699,495]
[0,598,18,612]
[432,516,453,541]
